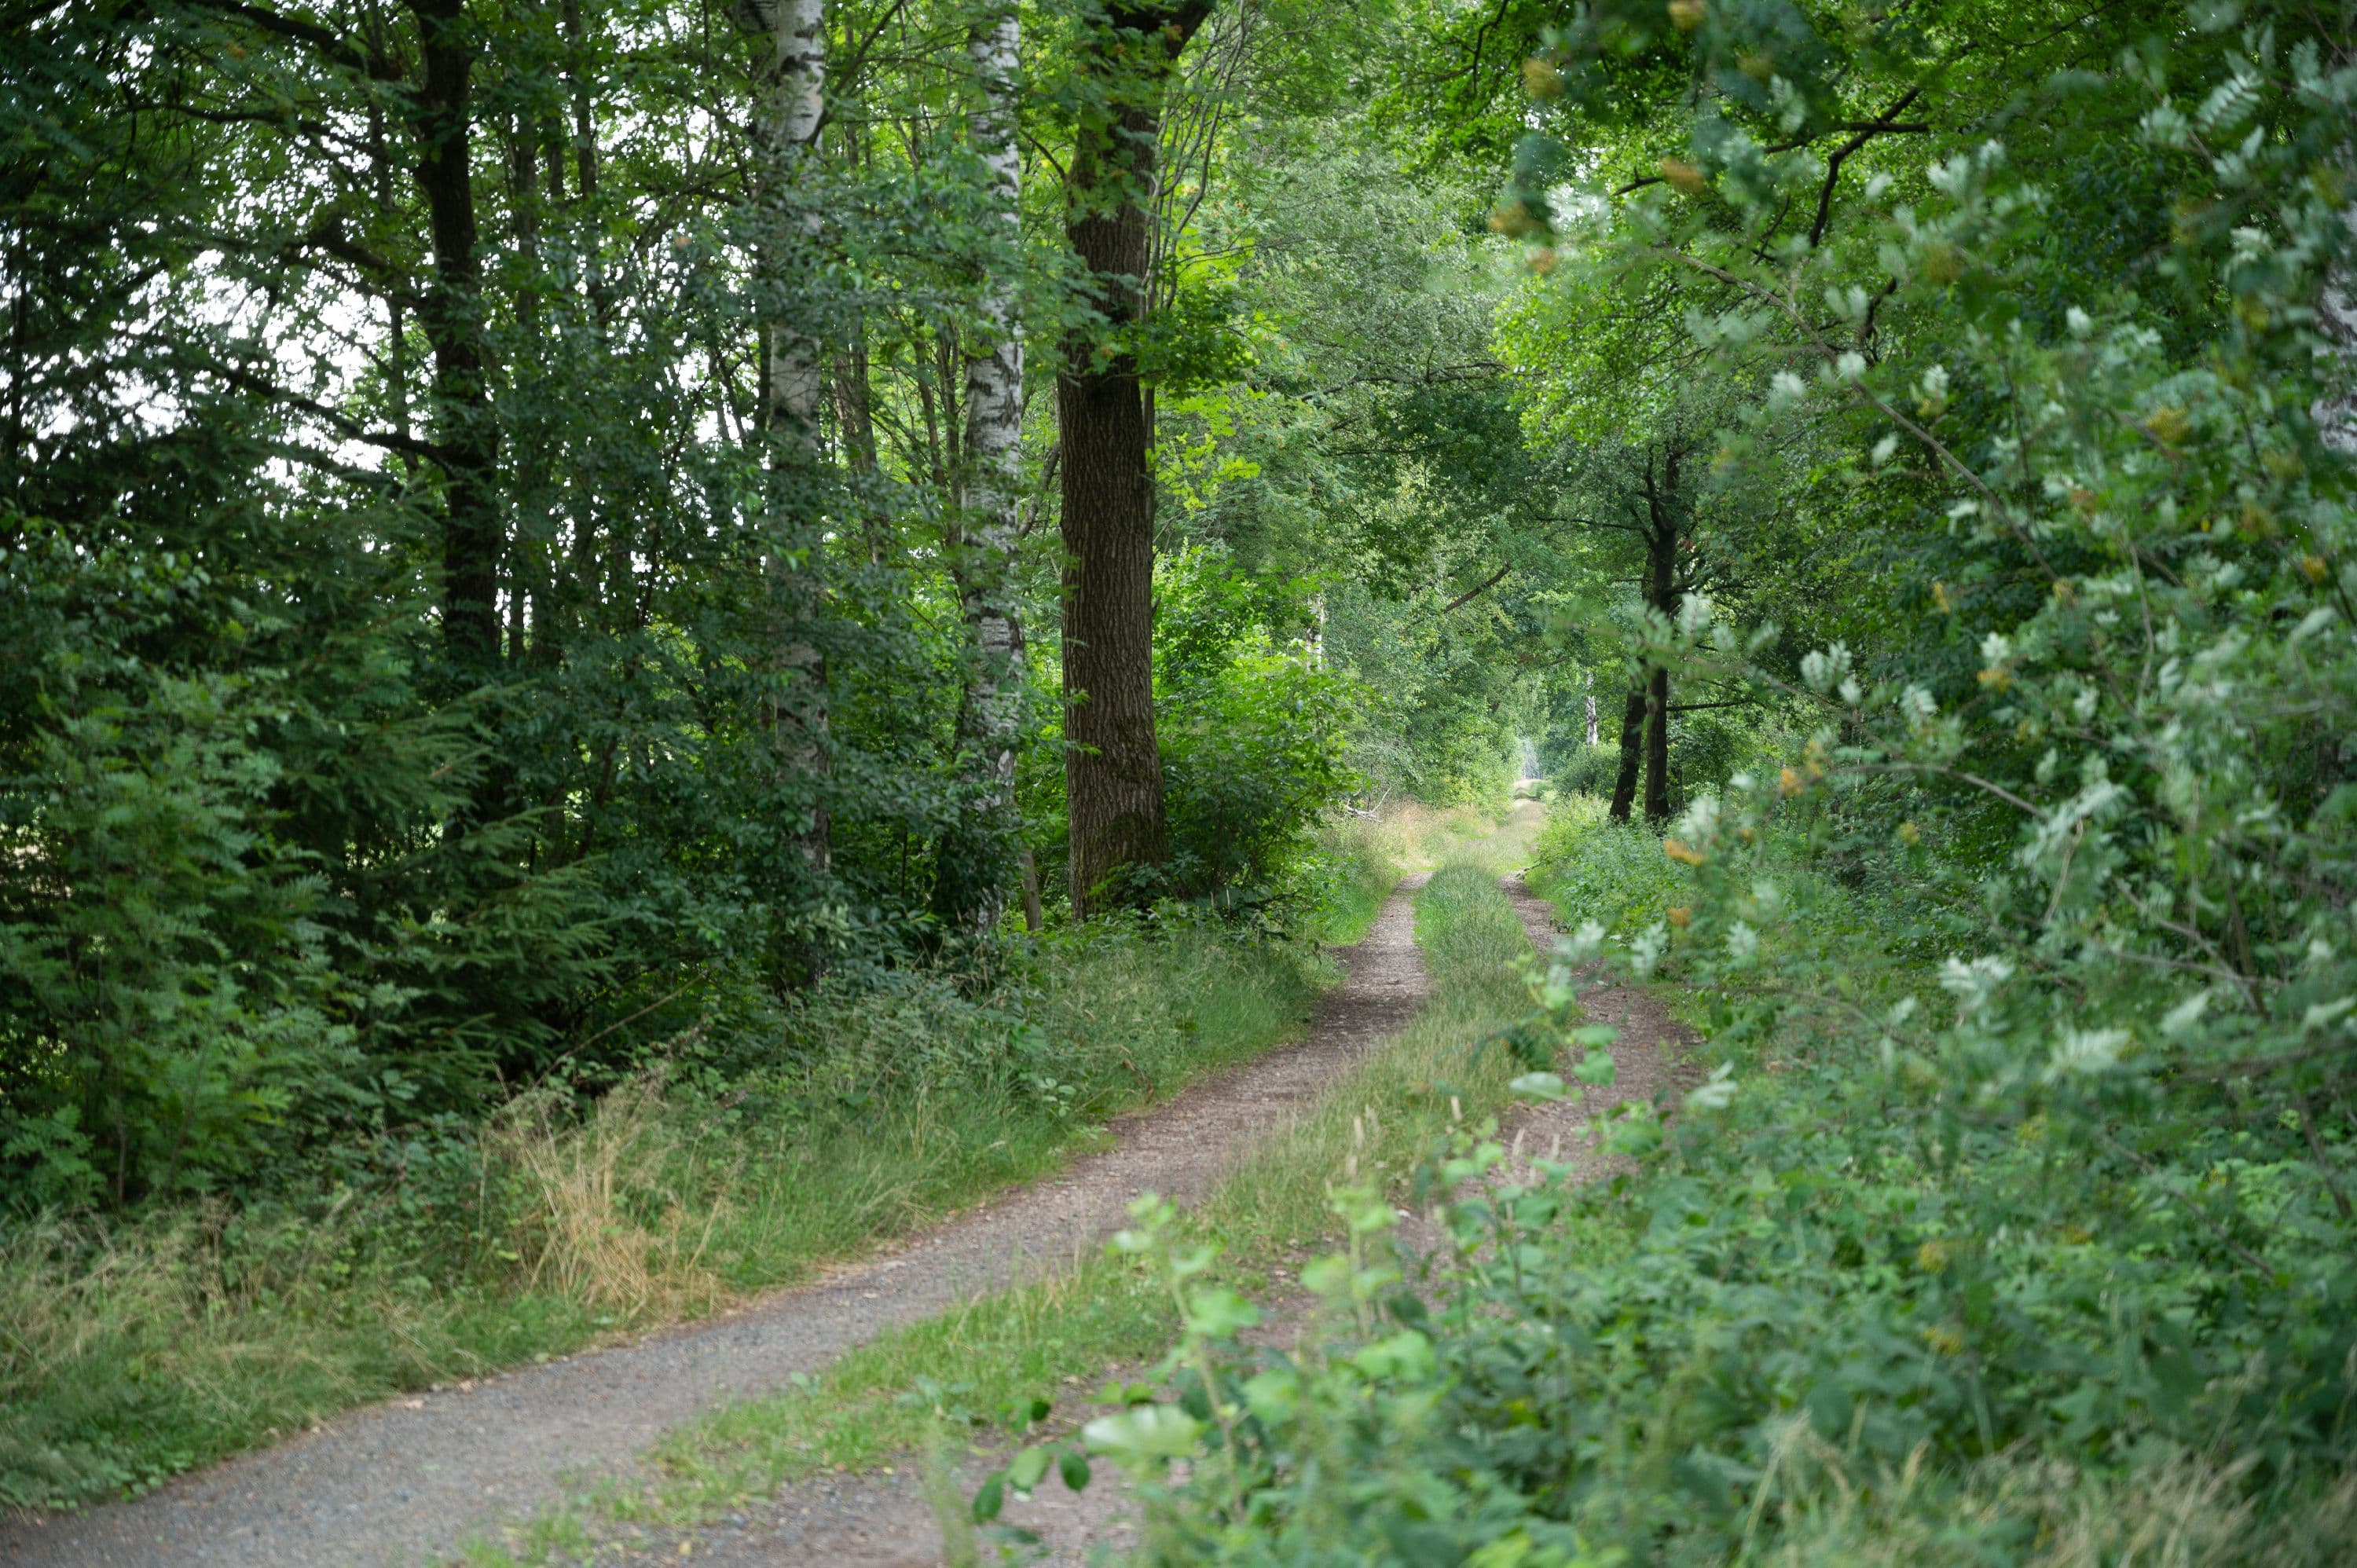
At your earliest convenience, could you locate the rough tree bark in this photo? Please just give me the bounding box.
[742,0,832,892]
[931,0,1030,938]
[1058,0,1215,914]
[409,0,500,679]
[1607,683,1647,821]
[1607,443,1685,823]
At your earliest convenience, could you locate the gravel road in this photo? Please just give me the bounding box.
[550,848,1699,1568]
[0,879,1434,1568]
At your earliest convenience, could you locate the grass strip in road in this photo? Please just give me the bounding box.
[460,854,1539,1563]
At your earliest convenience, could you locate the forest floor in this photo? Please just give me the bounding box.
[453,804,1692,1568]
[0,802,1694,1568]
[0,879,1435,1568]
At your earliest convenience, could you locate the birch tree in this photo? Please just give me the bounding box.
[742,0,833,895]
[933,0,1031,936]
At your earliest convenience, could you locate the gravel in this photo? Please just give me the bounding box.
[555,851,1702,1568]
[0,880,1434,1568]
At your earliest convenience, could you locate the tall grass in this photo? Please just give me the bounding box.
[1204,859,1538,1256]
[0,917,1339,1510]
[456,852,1541,1561]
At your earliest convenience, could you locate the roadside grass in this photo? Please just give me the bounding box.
[1294,815,1400,947]
[457,850,1540,1563]
[0,909,1354,1510]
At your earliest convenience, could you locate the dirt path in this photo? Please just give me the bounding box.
[1490,870,1695,1185]
[0,884,1433,1568]
[563,833,1700,1568]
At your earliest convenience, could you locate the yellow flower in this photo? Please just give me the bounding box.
[1916,1239,1952,1273]
[1666,905,1692,929]
[1778,766,1804,797]
[2302,554,2330,584]
[1977,666,2013,693]
[1664,837,1705,866]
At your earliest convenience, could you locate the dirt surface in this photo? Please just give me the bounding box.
[1490,870,1697,1186]
[0,884,1433,1568]
[569,845,1703,1568]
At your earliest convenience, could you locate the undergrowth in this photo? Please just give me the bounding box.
[456,844,1538,1563]
[0,905,1343,1510]
[1080,788,2357,1565]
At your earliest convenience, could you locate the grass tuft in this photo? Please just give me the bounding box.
[456,844,1541,1561]
[0,915,1346,1510]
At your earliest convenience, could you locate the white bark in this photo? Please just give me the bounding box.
[746,0,827,445]
[742,0,830,887]
[944,2,1027,934]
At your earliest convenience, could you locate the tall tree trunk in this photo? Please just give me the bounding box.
[1643,662,1672,821]
[1057,0,1213,914]
[409,0,500,680]
[1607,683,1645,821]
[744,0,832,899]
[933,1,1028,937]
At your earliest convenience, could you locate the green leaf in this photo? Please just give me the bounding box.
[1006,1445,1050,1493]
[1184,1287,1263,1339]
[1510,1071,1567,1101]
[1082,1404,1204,1469]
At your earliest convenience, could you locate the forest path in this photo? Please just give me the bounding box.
[0,884,1434,1568]
[564,804,1698,1568]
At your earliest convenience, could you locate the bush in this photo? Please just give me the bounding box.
[1011,10,2357,1563]
[1548,740,1624,798]
[1155,548,1364,910]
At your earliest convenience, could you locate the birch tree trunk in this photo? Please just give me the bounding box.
[742,0,832,897]
[933,2,1028,937]
[2319,205,2357,455]
[1639,445,1682,824]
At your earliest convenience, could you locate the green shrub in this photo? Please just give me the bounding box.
[1017,9,2357,1563]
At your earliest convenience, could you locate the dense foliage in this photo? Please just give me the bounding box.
[962,0,2357,1560]
[0,0,1540,1211]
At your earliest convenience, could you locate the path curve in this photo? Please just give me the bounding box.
[0,883,1433,1568]
[570,849,1703,1568]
